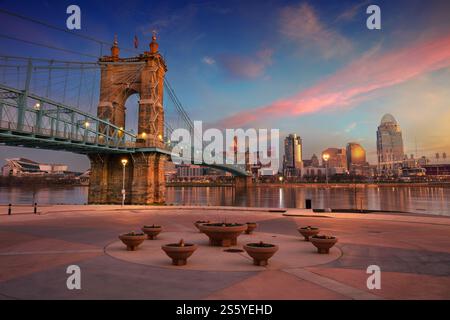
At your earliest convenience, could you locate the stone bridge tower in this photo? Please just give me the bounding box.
[88,34,168,205]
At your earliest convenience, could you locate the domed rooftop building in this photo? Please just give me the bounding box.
[380,113,397,125]
[376,114,404,176]
[346,143,370,176]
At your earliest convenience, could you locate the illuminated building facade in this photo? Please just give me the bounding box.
[376,114,404,176]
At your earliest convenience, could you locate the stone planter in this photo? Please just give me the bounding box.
[199,223,247,247]
[161,240,197,266]
[244,242,279,266]
[297,226,320,241]
[141,225,162,240]
[118,232,147,251]
[245,222,257,234]
[310,235,338,254]
[194,220,210,232]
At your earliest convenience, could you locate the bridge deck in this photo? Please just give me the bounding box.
[0,77,250,176]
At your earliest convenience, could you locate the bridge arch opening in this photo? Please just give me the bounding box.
[124,91,140,136]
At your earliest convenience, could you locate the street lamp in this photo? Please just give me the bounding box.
[322,153,330,186]
[121,159,128,206]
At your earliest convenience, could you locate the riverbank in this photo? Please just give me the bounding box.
[0,205,449,299]
[0,176,87,187]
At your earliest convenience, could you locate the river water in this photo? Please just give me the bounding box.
[1,185,449,216]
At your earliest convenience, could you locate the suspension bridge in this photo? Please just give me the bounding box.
[0,34,251,204]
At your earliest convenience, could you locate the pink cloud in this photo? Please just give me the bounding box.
[335,1,370,22]
[219,48,273,79]
[279,3,352,58]
[218,34,450,128]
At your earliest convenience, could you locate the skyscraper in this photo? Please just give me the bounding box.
[283,134,303,175]
[376,114,404,175]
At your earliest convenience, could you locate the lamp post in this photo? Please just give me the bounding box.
[322,153,330,186]
[322,153,331,211]
[121,159,128,206]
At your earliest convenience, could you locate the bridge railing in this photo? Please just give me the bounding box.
[0,83,137,150]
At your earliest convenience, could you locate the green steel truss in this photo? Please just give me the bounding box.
[0,57,250,176]
[0,83,139,154]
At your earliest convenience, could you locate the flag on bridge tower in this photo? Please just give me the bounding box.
[134,35,139,49]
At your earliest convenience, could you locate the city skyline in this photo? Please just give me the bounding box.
[0,0,449,304]
[0,0,450,171]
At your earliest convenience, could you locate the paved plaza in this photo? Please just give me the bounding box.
[0,205,449,299]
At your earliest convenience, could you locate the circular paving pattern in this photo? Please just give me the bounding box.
[105,230,342,272]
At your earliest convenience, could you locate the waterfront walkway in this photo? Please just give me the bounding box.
[0,205,449,299]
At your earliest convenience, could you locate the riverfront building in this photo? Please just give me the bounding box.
[2,158,68,176]
[283,134,303,177]
[321,147,347,170]
[376,114,405,176]
[346,143,370,176]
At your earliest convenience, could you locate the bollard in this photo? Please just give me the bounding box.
[34,203,37,214]
[305,199,312,209]
[8,203,11,215]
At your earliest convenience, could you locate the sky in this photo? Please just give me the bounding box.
[0,0,449,171]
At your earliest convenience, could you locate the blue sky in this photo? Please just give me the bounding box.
[0,0,450,171]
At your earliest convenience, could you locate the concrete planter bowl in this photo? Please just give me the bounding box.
[245,222,257,234]
[141,225,162,240]
[161,240,198,266]
[297,226,320,241]
[310,235,338,254]
[199,223,247,247]
[244,242,279,266]
[118,232,147,251]
[194,220,210,232]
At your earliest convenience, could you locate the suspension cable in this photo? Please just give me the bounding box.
[0,33,99,59]
[0,8,139,55]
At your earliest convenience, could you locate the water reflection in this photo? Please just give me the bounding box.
[0,186,448,216]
